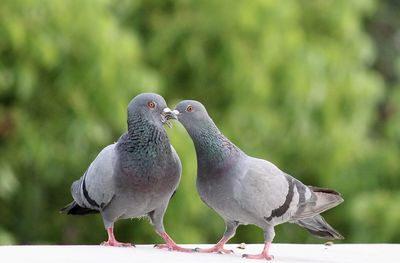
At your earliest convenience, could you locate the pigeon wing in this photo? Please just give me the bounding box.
[71,144,117,211]
[235,157,296,222]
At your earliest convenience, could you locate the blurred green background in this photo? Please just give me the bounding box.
[1,0,399,245]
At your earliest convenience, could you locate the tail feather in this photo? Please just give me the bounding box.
[60,201,99,215]
[308,186,341,196]
[296,214,344,240]
[294,186,344,219]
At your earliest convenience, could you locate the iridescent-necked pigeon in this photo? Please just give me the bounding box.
[61,93,190,252]
[174,100,343,260]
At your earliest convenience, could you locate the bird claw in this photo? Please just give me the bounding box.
[101,241,135,247]
[154,244,170,250]
[154,243,192,253]
[194,246,234,254]
[242,253,274,260]
[218,249,234,254]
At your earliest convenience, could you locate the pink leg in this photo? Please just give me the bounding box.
[242,242,273,260]
[195,237,234,254]
[101,227,134,247]
[154,231,193,253]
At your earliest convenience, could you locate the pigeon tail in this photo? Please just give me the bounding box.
[294,186,344,219]
[295,214,344,240]
[308,186,344,213]
[60,201,99,215]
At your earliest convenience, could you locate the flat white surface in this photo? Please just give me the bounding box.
[0,244,398,263]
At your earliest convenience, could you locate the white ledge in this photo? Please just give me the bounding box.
[1,244,399,263]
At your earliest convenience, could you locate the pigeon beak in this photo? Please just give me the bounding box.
[162,108,178,120]
[161,108,178,128]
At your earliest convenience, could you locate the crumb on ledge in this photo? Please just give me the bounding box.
[237,243,246,249]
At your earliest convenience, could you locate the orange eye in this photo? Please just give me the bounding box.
[147,101,156,109]
[186,105,193,112]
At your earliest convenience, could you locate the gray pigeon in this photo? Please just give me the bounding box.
[61,93,191,252]
[174,100,343,260]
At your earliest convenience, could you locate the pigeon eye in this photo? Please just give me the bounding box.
[186,105,193,112]
[147,101,156,109]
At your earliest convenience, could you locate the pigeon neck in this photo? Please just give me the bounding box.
[192,124,241,168]
[123,115,170,157]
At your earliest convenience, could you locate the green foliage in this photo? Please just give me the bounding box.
[349,191,400,242]
[0,0,399,245]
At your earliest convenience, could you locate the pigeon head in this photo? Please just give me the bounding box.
[174,100,218,136]
[127,93,176,129]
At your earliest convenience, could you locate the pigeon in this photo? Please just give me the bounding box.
[61,93,191,252]
[174,100,344,260]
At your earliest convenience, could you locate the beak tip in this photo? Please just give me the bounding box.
[163,107,172,113]
[163,107,178,120]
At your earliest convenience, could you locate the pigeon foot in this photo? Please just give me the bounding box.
[154,243,193,252]
[101,240,134,247]
[154,231,193,253]
[194,246,234,254]
[101,227,134,247]
[194,237,233,254]
[242,253,274,260]
[242,241,273,260]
